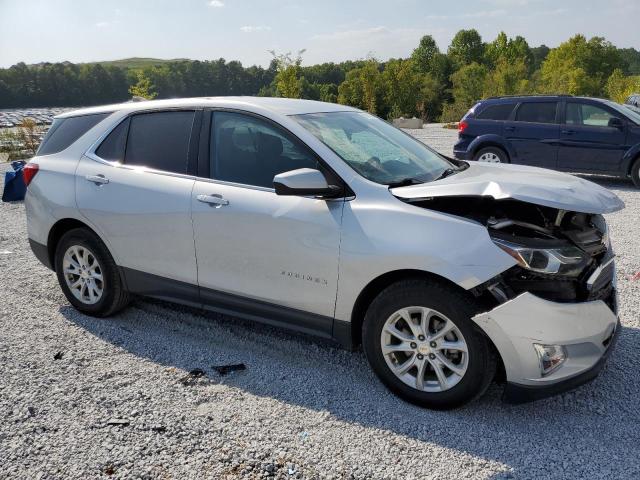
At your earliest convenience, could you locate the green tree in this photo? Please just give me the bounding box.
[484,58,530,97]
[448,29,485,67]
[411,35,439,74]
[337,59,383,114]
[540,35,623,96]
[485,32,533,71]
[382,58,422,117]
[441,62,487,122]
[128,71,157,99]
[270,49,305,99]
[605,68,640,103]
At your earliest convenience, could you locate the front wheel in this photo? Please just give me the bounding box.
[631,158,640,188]
[362,279,496,410]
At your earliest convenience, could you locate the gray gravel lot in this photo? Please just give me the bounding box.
[1,124,639,479]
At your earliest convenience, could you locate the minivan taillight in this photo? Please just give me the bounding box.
[23,163,39,186]
[458,120,468,134]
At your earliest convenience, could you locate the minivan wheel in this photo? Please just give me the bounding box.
[54,228,130,317]
[631,159,640,188]
[362,280,496,410]
[474,147,508,163]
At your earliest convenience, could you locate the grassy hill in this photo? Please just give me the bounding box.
[85,57,190,69]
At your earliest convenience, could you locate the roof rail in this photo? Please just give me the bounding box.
[486,94,574,100]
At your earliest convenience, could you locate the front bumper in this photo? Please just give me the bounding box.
[472,291,619,404]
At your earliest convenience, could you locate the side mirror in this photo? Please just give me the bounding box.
[608,117,624,129]
[273,168,342,198]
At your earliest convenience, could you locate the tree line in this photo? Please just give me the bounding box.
[1,30,639,122]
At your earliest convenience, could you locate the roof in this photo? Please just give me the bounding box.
[56,96,359,119]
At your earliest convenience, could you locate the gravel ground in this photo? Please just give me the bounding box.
[1,124,639,479]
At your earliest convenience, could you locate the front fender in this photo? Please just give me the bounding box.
[468,134,516,161]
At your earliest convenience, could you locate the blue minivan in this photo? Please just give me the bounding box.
[453,95,640,187]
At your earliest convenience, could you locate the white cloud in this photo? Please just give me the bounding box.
[95,21,111,28]
[311,26,391,42]
[208,0,224,7]
[424,9,507,20]
[240,25,271,33]
[307,26,430,64]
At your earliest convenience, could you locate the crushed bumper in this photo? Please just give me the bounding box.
[472,291,619,404]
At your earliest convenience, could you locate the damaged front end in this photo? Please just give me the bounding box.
[406,196,617,311]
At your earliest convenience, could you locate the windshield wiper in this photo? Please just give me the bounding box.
[433,168,461,181]
[386,177,424,188]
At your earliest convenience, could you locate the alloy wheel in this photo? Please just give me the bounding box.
[62,245,104,305]
[380,306,469,392]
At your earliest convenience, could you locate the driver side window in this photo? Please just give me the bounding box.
[566,103,617,127]
[211,111,318,188]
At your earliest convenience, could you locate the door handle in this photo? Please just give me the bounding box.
[561,129,576,135]
[85,174,109,185]
[196,193,229,207]
[504,126,515,132]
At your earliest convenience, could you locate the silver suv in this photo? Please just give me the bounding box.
[25,97,623,409]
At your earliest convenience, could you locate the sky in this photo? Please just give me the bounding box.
[0,0,638,68]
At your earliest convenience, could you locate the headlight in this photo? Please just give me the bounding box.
[492,237,589,276]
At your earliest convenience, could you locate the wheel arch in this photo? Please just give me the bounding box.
[468,135,513,161]
[47,218,106,271]
[348,268,506,379]
[350,269,471,347]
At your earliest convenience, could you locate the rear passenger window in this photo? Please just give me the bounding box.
[37,113,109,155]
[515,102,557,124]
[476,103,515,120]
[124,111,195,173]
[211,111,318,188]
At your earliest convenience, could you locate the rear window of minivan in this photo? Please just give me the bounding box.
[37,113,109,156]
[476,103,515,120]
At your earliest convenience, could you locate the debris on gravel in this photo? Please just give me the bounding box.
[1,126,639,479]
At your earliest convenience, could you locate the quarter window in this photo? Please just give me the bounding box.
[211,111,318,188]
[515,102,558,124]
[566,103,618,127]
[37,113,109,156]
[476,103,515,120]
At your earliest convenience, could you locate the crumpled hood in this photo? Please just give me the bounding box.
[391,162,625,214]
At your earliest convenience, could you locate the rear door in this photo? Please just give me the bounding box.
[557,100,627,173]
[191,110,344,327]
[76,109,201,289]
[503,100,559,169]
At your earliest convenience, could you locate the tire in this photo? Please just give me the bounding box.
[632,158,640,188]
[54,228,130,317]
[362,279,496,410]
[473,146,508,163]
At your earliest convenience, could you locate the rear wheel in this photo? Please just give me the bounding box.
[54,228,130,317]
[474,146,508,163]
[362,279,496,410]
[631,158,640,188]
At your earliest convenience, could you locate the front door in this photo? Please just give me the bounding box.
[557,101,627,173]
[191,111,344,331]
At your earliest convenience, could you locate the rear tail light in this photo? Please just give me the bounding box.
[23,163,39,186]
[458,120,469,134]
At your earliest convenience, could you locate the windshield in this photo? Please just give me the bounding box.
[606,100,640,125]
[292,111,456,185]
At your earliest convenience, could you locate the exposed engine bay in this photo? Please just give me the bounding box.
[406,196,615,309]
